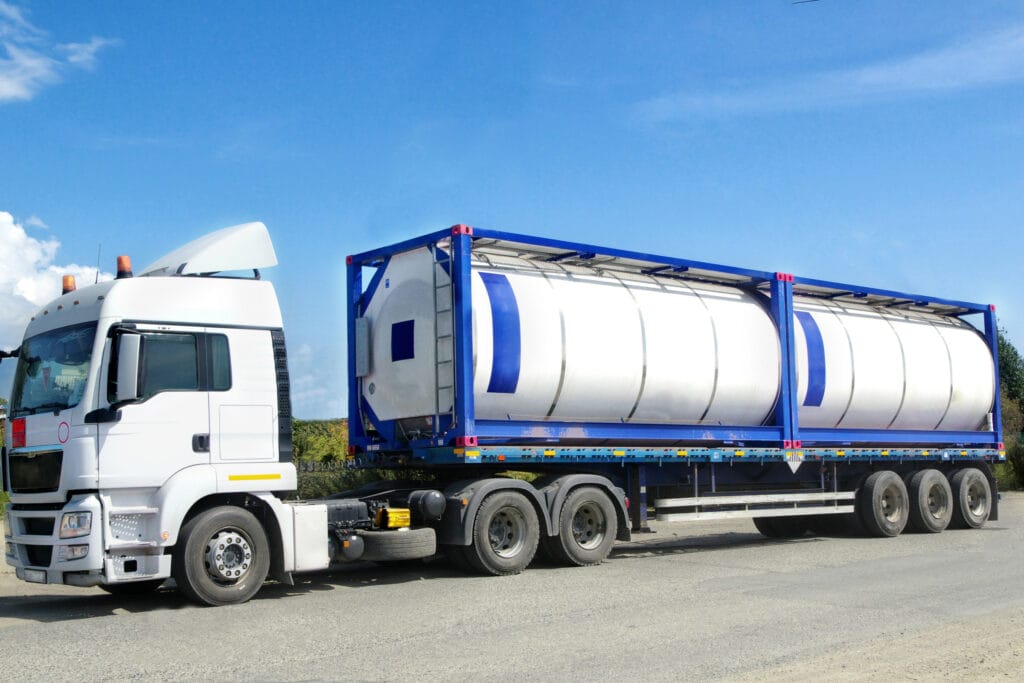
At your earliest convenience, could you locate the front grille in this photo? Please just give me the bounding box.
[25,545,53,567]
[9,450,62,493]
[22,518,55,536]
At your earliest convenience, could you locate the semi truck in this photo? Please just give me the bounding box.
[2,221,1005,606]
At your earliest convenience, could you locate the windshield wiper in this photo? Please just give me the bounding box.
[14,402,69,417]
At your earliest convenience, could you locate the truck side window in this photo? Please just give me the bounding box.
[208,334,231,391]
[140,333,199,398]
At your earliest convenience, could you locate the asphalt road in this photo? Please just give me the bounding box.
[3,493,1023,682]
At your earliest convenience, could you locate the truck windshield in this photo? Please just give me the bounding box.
[10,322,97,417]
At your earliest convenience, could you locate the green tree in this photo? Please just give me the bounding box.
[997,332,1024,488]
[292,419,349,462]
[999,329,1024,403]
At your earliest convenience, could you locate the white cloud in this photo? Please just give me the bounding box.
[58,36,119,69]
[637,24,1024,122]
[0,211,112,351]
[288,342,345,418]
[24,214,47,229]
[0,1,117,103]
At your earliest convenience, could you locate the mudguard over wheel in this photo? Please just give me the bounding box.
[753,516,810,539]
[858,470,909,537]
[465,490,539,576]
[906,469,953,533]
[543,486,617,566]
[173,506,270,606]
[949,468,992,529]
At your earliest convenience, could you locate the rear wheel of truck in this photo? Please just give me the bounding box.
[858,470,909,537]
[753,516,809,539]
[543,486,617,566]
[906,469,953,533]
[465,490,539,576]
[173,506,270,607]
[949,468,992,529]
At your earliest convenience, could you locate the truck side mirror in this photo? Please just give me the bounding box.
[114,333,142,404]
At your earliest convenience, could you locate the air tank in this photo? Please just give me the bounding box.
[360,246,994,433]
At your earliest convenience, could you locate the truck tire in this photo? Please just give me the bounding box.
[99,579,165,596]
[359,528,436,562]
[858,470,909,538]
[465,490,539,576]
[907,469,953,533]
[172,506,270,607]
[542,486,617,566]
[753,516,809,539]
[949,468,992,529]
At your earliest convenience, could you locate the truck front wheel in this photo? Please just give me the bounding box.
[465,491,539,576]
[173,506,270,606]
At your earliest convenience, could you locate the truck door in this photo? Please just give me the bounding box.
[97,326,212,489]
[206,328,279,463]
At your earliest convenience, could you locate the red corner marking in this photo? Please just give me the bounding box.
[451,224,474,236]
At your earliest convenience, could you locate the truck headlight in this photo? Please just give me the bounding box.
[57,544,89,562]
[59,512,92,539]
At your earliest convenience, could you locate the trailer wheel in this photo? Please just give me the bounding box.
[173,506,270,607]
[753,516,809,539]
[360,528,436,562]
[858,470,909,537]
[465,490,539,576]
[950,468,992,529]
[543,486,617,566]
[907,469,953,533]
[99,579,165,596]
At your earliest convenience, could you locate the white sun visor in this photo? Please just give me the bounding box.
[140,221,278,276]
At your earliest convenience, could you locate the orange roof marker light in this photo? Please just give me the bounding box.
[62,275,76,294]
[117,255,133,279]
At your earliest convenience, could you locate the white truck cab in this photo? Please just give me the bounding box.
[2,223,321,603]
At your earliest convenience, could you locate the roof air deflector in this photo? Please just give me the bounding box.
[140,221,278,277]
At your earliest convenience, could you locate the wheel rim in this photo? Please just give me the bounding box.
[488,506,527,558]
[571,502,607,550]
[881,486,903,523]
[965,480,988,517]
[926,482,950,521]
[204,528,253,583]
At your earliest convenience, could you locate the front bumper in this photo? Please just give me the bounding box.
[4,494,105,586]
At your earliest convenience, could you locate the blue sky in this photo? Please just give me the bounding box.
[2,1,1023,418]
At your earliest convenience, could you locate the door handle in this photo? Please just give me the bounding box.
[192,433,210,453]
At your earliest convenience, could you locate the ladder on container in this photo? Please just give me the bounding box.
[432,243,456,434]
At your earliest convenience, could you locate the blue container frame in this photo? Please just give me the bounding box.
[346,225,1003,454]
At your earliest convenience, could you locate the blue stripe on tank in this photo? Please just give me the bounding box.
[795,311,826,407]
[479,272,521,394]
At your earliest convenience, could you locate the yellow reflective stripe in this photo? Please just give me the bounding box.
[228,473,282,481]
